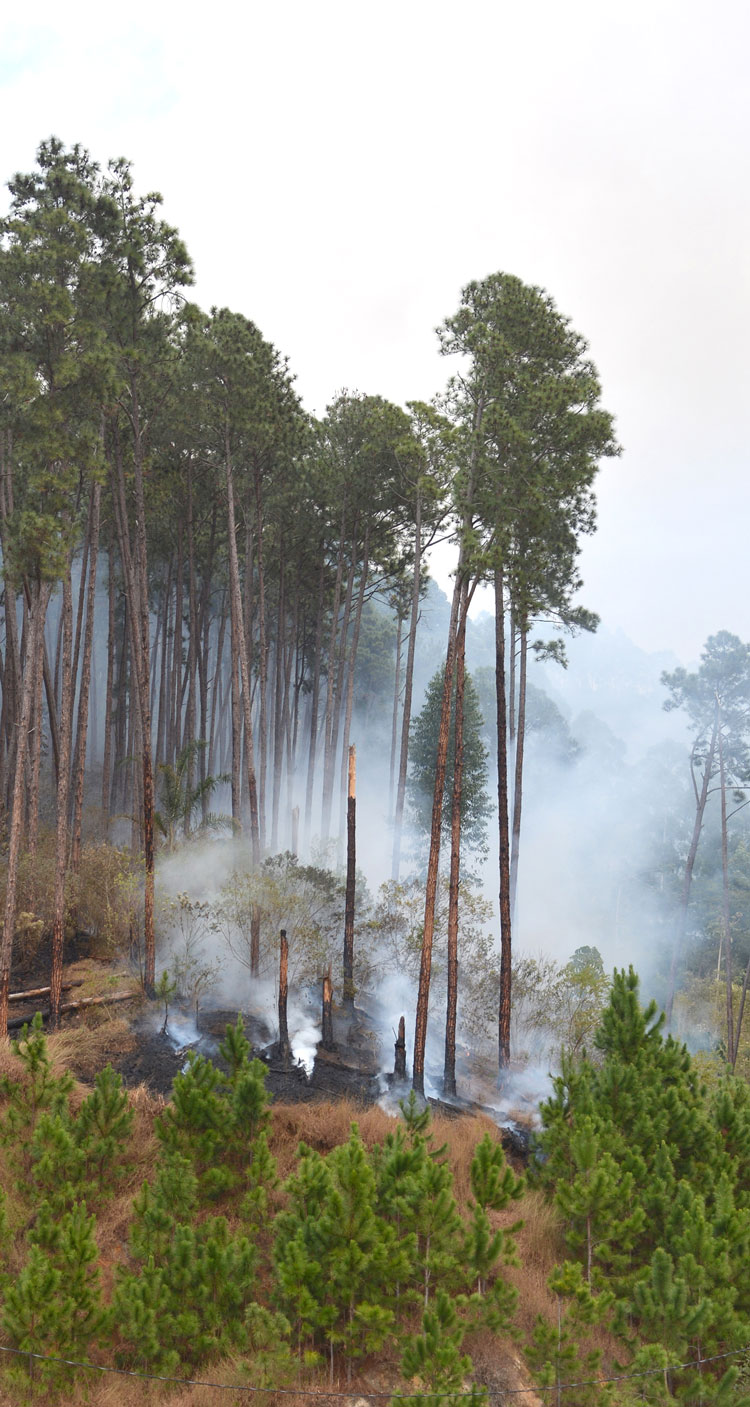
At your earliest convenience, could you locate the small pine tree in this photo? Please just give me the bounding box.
[398,1288,487,1407]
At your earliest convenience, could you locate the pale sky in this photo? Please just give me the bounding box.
[2,0,748,662]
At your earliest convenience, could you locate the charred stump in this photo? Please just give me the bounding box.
[394,1015,407,1081]
[343,745,356,1009]
[322,967,335,1050]
[278,928,291,1063]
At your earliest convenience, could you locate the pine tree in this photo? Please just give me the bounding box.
[398,1288,487,1407]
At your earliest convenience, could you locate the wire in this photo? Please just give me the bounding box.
[0,1340,749,1398]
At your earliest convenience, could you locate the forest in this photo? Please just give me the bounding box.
[3,138,750,1402]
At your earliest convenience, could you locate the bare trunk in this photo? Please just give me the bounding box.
[443,583,468,1098]
[496,570,513,1072]
[664,711,719,1028]
[337,534,369,839]
[719,724,734,1064]
[304,551,326,839]
[389,613,404,819]
[225,435,261,873]
[343,746,356,1008]
[412,573,462,1095]
[278,929,290,1060]
[509,625,527,921]
[50,572,74,1027]
[70,480,101,872]
[323,535,356,839]
[101,543,116,823]
[0,583,49,1036]
[322,966,335,1050]
[392,492,422,881]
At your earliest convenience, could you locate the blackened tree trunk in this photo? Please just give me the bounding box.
[443,583,468,1098]
[389,612,404,820]
[337,533,369,840]
[343,745,356,1008]
[278,929,290,1061]
[322,966,335,1049]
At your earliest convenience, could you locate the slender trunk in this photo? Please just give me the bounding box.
[443,583,468,1098]
[0,581,50,1037]
[665,711,719,1028]
[254,466,268,849]
[496,567,513,1072]
[70,480,101,872]
[271,555,286,850]
[170,522,183,766]
[719,723,734,1064]
[392,493,422,880]
[26,626,45,859]
[184,466,198,831]
[322,967,334,1049]
[337,533,369,839]
[508,610,516,743]
[208,592,227,782]
[343,746,356,1008]
[509,624,527,922]
[229,581,242,826]
[101,543,116,823]
[389,614,404,820]
[156,557,172,769]
[225,435,260,863]
[412,573,462,1095]
[319,522,346,834]
[50,572,74,1027]
[323,535,356,839]
[304,550,326,840]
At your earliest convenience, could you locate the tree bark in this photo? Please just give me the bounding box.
[443,583,468,1098]
[50,572,74,1027]
[664,710,719,1028]
[496,570,513,1072]
[412,571,462,1095]
[719,722,734,1064]
[509,624,527,922]
[392,490,422,880]
[70,480,101,872]
[278,929,290,1061]
[343,746,356,1008]
[0,580,50,1039]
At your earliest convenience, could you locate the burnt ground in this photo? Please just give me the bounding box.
[8,952,534,1163]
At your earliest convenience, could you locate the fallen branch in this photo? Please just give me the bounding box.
[7,989,140,1032]
[9,980,84,1004]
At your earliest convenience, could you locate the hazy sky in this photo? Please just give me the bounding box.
[2,0,748,662]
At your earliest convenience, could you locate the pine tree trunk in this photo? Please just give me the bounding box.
[319,522,346,836]
[50,572,74,1028]
[101,543,116,823]
[323,534,356,839]
[26,625,45,860]
[495,570,513,1072]
[304,550,326,841]
[170,521,183,767]
[278,928,290,1061]
[392,493,422,881]
[337,534,369,839]
[225,435,261,865]
[509,624,527,921]
[412,572,462,1095]
[70,480,101,872]
[389,614,403,819]
[343,746,356,1008]
[444,584,468,1098]
[253,466,268,849]
[664,711,719,1028]
[719,723,734,1064]
[0,580,50,1038]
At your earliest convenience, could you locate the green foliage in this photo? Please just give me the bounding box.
[156,1015,273,1200]
[155,739,230,850]
[408,665,491,858]
[398,1289,486,1407]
